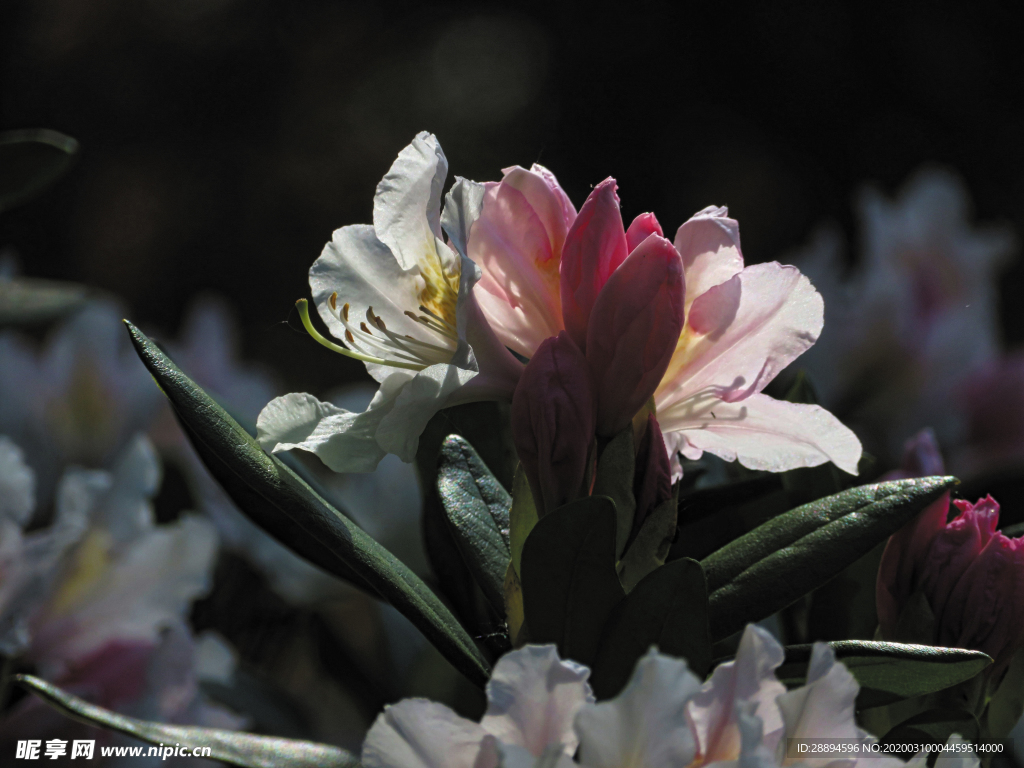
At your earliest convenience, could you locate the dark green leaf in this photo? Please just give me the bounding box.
[521,496,624,667]
[0,277,90,326]
[592,428,636,558]
[776,642,992,709]
[0,129,79,212]
[590,558,711,699]
[437,435,512,615]
[125,321,491,688]
[16,674,359,768]
[702,477,958,640]
[883,708,980,751]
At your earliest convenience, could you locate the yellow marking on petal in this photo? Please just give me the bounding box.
[49,530,112,614]
[416,242,461,330]
[658,324,708,396]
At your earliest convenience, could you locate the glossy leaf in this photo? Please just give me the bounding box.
[17,674,359,768]
[702,476,958,640]
[776,641,992,710]
[520,495,624,667]
[590,557,710,700]
[125,321,491,688]
[437,435,512,615]
[0,129,79,212]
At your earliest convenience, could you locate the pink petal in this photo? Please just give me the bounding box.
[469,177,565,358]
[673,206,744,314]
[656,262,824,410]
[528,163,577,230]
[659,393,862,475]
[559,178,628,351]
[585,234,685,436]
[362,699,488,768]
[625,213,664,253]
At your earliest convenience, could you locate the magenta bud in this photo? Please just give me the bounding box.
[584,234,685,436]
[625,212,664,253]
[559,178,628,352]
[510,332,597,517]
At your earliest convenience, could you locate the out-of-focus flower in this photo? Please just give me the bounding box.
[950,352,1024,478]
[469,167,860,481]
[877,432,1024,676]
[511,332,596,516]
[795,168,1017,465]
[362,624,974,768]
[0,435,240,757]
[257,132,522,473]
[0,435,34,525]
[0,301,161,503]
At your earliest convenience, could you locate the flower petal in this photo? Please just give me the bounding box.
[585,234,684,436]
[480,644,593,757]
[688,624,786,763]
[575,649,701,768]
[0,435,35,526]
[560,178,628,351]
[660,393,862,475]
[373,131,450,272]
[362,699,488,768]
[657,262,824,409]
[376,362,479,462]
[625,213,664,253]
[673,206,744,315]
[468,172,566,358]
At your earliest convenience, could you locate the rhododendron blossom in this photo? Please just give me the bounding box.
[468,165,861,480]
[257,133,521,472]
[361,625,976,768]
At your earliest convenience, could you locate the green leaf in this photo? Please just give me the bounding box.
[520,496,625,667]
[124,321,491,688]
[0,277,90,327]
[776,642,992,709]
[509,465,539,577]
[591,427,636,558]
[617,495,678,593]
[882,708,980,751]
[590,557,711,700]
[701,476,958,640]
[984,646,1024,739]
[437,435,512,615]
[0,129,79,212]
[16,674,359,768]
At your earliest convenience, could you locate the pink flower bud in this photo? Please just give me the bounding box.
[510,332,597,516]
[585,234,685,436]
[632,414,673,536]
[625,212,664,252]
[559,178,628,351]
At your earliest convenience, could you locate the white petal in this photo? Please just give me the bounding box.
[673,205,745,315]
[311,224,435,353]
[442,177,485,261]
[575,649,701,768]
[362,699,487,768]
[375,363,478,462]
[661,393,862,475]
[932,735,979,768]
[0,435,35,526]
[374,132,451,273]
[256,385,401,473]
[480,645,593,757]
[497,743,576,768]
[657,263,823,410]
[689,625,786,762]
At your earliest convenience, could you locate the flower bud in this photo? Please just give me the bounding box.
[510,332,596,517]
[585,234,685,436]
[559,179,628,351]
[625,212,664,253]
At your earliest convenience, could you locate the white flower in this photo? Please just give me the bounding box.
[257,132,522,473]
[363,625,980,768]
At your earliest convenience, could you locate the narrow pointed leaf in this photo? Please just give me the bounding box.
[590,557,710,700]
[17,674,359,768]
[437,435,511,615]
[776,641,992,709]
[520,496,624,666]
[0,129,79,212]
[702,477,957,640]
[125,321,490,688]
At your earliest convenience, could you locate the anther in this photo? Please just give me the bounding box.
[329,292,338,311]
[342,303,350,321]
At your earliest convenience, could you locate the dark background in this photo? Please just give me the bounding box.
[3,0,1023,397]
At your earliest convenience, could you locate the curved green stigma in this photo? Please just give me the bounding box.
[295,299,423,371]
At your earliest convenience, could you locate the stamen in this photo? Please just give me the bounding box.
[342,303,350,321]
[294,299,422,371]
[418,305,456,331]
[329,292,338,311]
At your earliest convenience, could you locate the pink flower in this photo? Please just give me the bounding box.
[468,167,861,480]
[877,434,1024,675]
[511,333,596,517]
